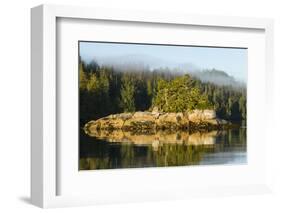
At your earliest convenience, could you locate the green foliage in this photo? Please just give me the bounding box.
[153,75,212,112]
[86,73,99,91]
[79,63,88,90]
[120,75,136,112]
[198,81,247,123]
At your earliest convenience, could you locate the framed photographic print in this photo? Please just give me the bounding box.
[31,4,274,208]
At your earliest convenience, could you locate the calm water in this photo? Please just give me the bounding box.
[79,128,247,170]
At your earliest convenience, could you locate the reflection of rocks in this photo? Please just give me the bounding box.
[85,129,219,151]
[85,110,232,133]
[188,131,217,145]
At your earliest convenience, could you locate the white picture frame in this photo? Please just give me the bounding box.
[31,4,274,208]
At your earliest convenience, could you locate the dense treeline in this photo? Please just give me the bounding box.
[198,81,246,123]
[79,59,246,125]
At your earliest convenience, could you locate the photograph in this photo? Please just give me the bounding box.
[79,41,247,170]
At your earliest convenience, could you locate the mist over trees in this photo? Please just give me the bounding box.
[79,59,247,125]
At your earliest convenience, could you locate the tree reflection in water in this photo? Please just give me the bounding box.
[79,128,246,170]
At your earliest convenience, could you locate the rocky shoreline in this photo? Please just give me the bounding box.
[84,109,236,134]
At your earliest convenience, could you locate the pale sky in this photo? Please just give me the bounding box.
[79,41,247,82]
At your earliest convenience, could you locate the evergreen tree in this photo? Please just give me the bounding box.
[86,73,99,92]
[79,63,88,90]
[120,75,135,112]
[153,75,212,112]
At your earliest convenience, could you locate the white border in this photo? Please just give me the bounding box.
[31,4,274,208]
[57,17,264,197]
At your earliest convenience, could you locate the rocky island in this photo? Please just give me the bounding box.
[84,109,234,134]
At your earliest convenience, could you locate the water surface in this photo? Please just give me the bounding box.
[79,128,246,170]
